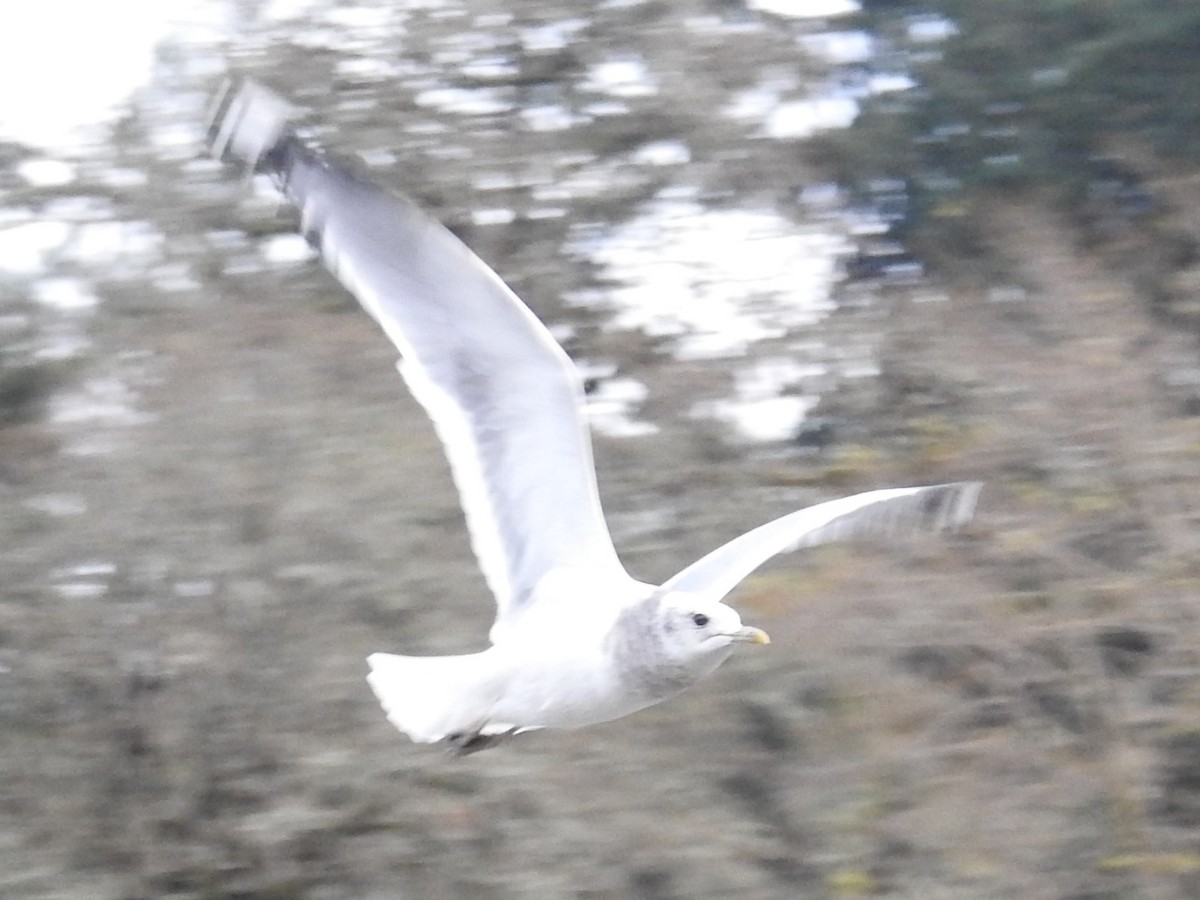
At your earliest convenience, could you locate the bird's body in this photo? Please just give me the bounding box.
[369,579,761,748]
[207,80,980,754]
[369,580,646,744]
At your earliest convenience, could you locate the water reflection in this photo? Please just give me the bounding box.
[0,219,72,275]
[692,357,825,443]
[568,195,845,361]
[50,560,117,600]
[16,158,76,187]
[1,0,948,612]
[748,0,861,18]
[5,0,939,456]
[32,278,98,312]
[578,360,657,438]
[580,57,659,99]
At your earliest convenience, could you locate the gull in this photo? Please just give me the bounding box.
[207,80,980,754]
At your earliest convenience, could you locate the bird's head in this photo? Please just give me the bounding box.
[653,590,770,665]
[606,589,771,702]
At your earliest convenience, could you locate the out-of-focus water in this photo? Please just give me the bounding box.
[3,0,954,458]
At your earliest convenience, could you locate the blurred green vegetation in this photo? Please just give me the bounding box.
[819,0,1200,246]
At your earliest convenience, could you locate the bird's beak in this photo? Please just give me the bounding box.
[732,626,770,645]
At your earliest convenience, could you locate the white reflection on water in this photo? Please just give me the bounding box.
[0,220,71,275]
[724,70,863,140]
[580,58,659,99]
[569,195,846,361]
[577,360,658,438]
[766,95,860,139]
[520,104,584,133]
[691,358,826,443]
[567,193,864,441]
[64,220,165,274]
[748,0,860,18]
[471,208,517,227]
[908,14,958,42]
[49,352,159,455]
[50,376,155,428]
[51,561,117,600]
[261,233,316,265]
[414,86,514,116]
[33,278,98,312]
[803,31,875,66]
[461,56,520,81]
[17,158,76,187]
[24,493,88,517]
[34,326,91,361]
[521,18,590,52]
[173,579,217,599]
[631,141,690,167]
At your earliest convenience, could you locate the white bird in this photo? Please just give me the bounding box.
[207,81,980,754]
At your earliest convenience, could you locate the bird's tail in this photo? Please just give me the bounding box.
[366,651,505,744]
[205,78,296,170]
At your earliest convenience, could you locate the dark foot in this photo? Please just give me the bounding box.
[443,729,517,756]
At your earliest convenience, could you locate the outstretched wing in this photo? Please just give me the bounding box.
[208,81,629,638]
[661,483,980,603]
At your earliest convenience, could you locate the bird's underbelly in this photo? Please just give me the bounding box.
[485,652,656,731]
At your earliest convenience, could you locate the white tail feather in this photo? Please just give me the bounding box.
[365,651,506,744]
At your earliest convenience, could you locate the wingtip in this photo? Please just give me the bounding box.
[942,480,983,530]
[915,481,982,532]
[205,77,297,172]
[958,480,983,524]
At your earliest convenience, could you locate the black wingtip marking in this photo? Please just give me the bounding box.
[205,78,298,177]
[204,78,237,157]
[919,481,982,530]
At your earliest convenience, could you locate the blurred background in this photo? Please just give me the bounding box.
[5,0,1200,897]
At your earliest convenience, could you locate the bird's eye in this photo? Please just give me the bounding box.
[691,613,709,627]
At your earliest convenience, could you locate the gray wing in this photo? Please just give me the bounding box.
[208,81,629,637]
[661,483,980,603]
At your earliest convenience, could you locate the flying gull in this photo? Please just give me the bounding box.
[207,81,980,754]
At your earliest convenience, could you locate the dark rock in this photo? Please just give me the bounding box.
[1068,520,1156,568]
[896,644,993,699]
[1095,626,1157,677]
[794,417,838,451]
[1156,730,1200,827]
[630,867,674,900]
[739,701,797,755]
[1024,679,1092,735]
[964,697,1014,729]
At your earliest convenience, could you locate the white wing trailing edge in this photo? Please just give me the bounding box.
[662,482,981,604]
